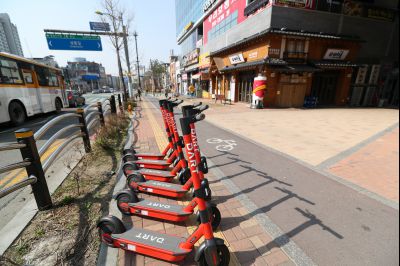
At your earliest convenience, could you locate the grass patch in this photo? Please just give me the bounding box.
[0,114,129,266]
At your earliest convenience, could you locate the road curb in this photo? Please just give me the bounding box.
[96,112,137,266]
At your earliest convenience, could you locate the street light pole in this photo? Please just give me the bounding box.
[133,31,142,93]
[121,15,133,98]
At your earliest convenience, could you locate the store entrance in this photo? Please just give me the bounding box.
[311,71,339,105]
[238,71,255,103]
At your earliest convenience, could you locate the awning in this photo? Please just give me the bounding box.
[184,63,199,73]
[192,73,201,79]
[271,64,321,73]
[310,60,358,68]
[220,60,265,72]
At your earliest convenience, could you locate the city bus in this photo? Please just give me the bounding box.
[0,52,68,125]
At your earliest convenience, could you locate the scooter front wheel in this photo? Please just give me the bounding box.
[196,206,221,231]
[198,243,230,266]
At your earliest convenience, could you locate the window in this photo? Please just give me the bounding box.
[34,65,59,87]
[22,71,34,84]
[287,40,296,53]
[0,57,23,84]
[48,71,59,87]
[208,10,238,42]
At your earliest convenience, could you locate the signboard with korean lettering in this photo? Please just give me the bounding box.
[274,0,315,9]
[229,53,245,64]
[185,49,200,66]
[89,22,110,31]
[199,52,211,69]
[203,0,247,45]
[46,33,102,51]
[323,49,349,60]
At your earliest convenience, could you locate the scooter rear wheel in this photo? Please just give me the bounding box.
[122,153,138,163]
[122,162,139,176]
[127,173,146,192]
[116,191,139,215]
[198,243,230,266]
[98,217,126,247]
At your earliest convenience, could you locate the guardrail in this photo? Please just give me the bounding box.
[0,94,123,210]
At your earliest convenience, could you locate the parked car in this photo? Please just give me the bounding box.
[103,88,111,93]
[92,90,100,94]
[67,90,86,107]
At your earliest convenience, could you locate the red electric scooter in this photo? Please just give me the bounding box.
[123,100,187,170]
[125,104,209,198]
[98,113,230,265]
[122,100,192,182]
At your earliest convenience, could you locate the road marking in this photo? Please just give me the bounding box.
[0,139,64,189]
[207,138,237,151]
[145,97,240,266]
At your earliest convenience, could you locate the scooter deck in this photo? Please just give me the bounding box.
[113,227,190,261]
[137,169,175,182]
[128,199,192,216]
[136,180,187,198]
[135,152,165,161]
[135,159,171,170]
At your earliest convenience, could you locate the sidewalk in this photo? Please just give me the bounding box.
[178,97,399,204]
[117,98,294,266]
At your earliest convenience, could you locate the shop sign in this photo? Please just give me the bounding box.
[178,21,194,40]
[185,49,200,66]
[199,52,211,69]
[203,0,247,45]
[323,49,349,60]
[368,65,381,85]
[229,53,245,64]
[366,6,395,21]
[248,51,258,60]
[274,0,315,9]
[355,65,368,85]
[182,73,188,81]
[204,0,218,12]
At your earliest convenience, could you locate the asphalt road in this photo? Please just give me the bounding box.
[0,92,116,229]
[147,96,400,266]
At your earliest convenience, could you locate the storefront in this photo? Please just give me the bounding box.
[209,28,361,107]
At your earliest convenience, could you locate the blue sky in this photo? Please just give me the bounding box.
[1,0,179,75]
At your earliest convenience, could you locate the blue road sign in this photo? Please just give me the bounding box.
[90,22,110,31]
[46,34,102,51]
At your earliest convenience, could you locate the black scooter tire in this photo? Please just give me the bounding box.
[197,243,230,266]
[122,153,138,163]
[126,173,146,192]
[98,216,126,247]
[122,162,139,176]
[116,190,139,215]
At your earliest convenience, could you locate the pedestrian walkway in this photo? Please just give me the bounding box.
[118,98,294,265]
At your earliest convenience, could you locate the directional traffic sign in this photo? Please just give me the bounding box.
[46,33,102,51]
[89,22,110,31]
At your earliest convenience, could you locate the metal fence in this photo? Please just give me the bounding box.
[0,94,123,210]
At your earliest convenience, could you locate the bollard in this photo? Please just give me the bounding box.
[77,108,91,153]
[15,128,52,210]
[97,102,105,126]
[117,94,124,113]
[110,95,117,114]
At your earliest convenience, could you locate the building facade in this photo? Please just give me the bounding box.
[64,58,107,92]
[0,13,23,56]
[175,0,399,107]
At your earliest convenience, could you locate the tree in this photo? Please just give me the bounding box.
[97,0,134,99]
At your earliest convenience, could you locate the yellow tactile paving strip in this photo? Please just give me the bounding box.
[141,99,240,266]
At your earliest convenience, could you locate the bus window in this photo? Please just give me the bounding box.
[0,57,24,84]
[48,70,59,87]
[22,71,34,84]
[34,65,50,86]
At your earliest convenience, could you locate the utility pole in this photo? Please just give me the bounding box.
[133,31,142,93]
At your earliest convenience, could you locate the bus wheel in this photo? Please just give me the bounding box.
[55,98,63,113]
[8,101,26,126]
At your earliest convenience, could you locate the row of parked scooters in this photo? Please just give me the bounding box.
[97,99,230,265]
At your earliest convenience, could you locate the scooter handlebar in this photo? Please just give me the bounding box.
[176,99,184,105]
[192,102,202,107]
[195,113,205,122]
[197,105,209,112]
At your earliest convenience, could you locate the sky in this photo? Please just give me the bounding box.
[1,0,179,75]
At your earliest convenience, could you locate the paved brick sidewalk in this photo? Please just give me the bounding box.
[329,127,399,202]
[117,99,294,265]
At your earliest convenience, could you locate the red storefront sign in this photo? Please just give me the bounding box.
[203,0,247,45]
